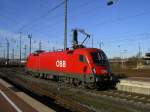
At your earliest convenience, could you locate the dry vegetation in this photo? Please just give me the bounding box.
[110,60,150,77]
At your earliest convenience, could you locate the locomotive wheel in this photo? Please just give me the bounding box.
[84,83,96,89]
[72,78,82,87]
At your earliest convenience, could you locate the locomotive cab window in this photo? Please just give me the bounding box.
[79,55,87,63]
[91,51,108,65]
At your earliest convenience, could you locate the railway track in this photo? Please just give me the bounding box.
[0,67,94,112]
[85,89,150,106]
[0,67,150,112]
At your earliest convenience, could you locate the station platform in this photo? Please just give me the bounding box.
[117,77,150,95]
[0,78,55,112]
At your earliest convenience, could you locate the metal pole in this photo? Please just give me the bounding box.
[24,44,27,59]
[6,39,9,65]
[92,36,93,48]
[99,41,103,49]
[137,42,141,68]
[19,32,22,62]
[12,48,14,59]
[64,0,67,50]
[39,41,42,50]
[3,48,5,59]
[138,42,141,58]
[28,34,32,54]
[121,54,123,69]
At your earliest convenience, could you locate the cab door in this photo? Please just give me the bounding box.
[78,54,88,74]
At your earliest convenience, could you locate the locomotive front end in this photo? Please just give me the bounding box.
[90,50,112,86]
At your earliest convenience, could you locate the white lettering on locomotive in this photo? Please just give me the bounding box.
[56,60,60,67]
[63,61,66,67]
[56,60,66,68]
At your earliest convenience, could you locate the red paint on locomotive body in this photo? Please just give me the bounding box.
[26,48,110,78]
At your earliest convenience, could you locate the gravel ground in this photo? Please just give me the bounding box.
[0,67,150,112]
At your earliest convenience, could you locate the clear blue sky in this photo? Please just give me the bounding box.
[0,0,150,58]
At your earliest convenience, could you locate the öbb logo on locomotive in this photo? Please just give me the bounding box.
[56,60,66,68]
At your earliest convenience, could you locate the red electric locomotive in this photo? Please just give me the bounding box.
[26,29,113,88]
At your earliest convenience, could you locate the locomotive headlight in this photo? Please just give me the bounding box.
[92,67,96,74]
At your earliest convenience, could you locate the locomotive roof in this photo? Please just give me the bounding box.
[30,48,102,56]
[67,48,103,54]
[74,48,102,52]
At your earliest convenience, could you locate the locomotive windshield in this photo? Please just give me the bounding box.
[91,51,108,65]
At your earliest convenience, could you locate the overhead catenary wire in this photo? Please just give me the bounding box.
[1,0,150,36]
[0,14,19,25]
[18,0,67,32]
[98,33,150,47]
[91,9,150,28]
[1,1,150,57]
[23,1,150,37]
[19,0,95,34]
